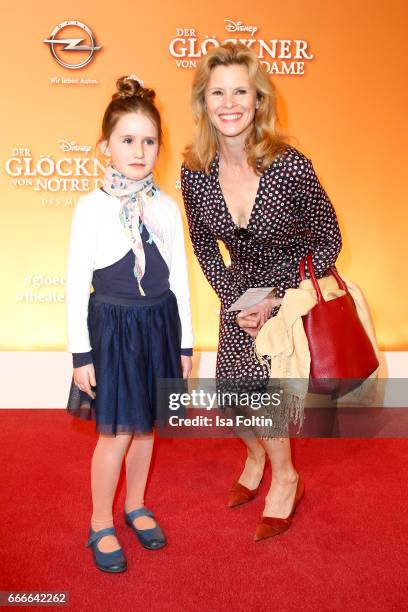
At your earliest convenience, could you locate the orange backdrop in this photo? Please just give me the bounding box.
[1,0,407,352]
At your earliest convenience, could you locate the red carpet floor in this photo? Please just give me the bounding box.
[1,409,408,611]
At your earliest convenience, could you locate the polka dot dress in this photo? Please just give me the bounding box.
[181,145,342,382]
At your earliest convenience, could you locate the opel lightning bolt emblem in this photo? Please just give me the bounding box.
[43,20,102,69]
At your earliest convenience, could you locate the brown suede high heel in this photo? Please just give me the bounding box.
[228,481,261,508]
[228,455,267,508]
[254,475,305,541]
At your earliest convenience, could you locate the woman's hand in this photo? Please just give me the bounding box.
[181,355,193,379]
[73,363,96,399]
[236,294,283,338]
[235,312,261,338]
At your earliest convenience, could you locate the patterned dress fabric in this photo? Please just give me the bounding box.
[181,145,342,384]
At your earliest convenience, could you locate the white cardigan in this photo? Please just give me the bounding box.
[66,187,194,354]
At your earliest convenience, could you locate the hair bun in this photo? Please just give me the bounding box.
[113,75,156,103]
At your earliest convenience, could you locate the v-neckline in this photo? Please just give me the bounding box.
[213,152,263,231]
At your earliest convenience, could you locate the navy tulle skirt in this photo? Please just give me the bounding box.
[66,290,183,436]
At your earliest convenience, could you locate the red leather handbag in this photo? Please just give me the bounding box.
[299,254,379,396]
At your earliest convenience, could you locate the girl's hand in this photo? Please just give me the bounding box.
[73,363,96,399]
[236,294,283,338]
[181,355,192,379]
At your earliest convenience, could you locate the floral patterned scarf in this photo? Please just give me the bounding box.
[103,165,166,295]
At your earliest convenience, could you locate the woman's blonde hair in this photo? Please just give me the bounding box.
[183,42,288,174]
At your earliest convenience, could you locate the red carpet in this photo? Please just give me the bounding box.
[1,409,408,611]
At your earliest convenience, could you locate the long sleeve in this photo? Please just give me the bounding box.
[181,164,241,307]
[275,158,342,298]
[168,201,194,352]
[65,199,96,356]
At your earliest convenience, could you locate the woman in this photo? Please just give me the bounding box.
[181,42,342,541]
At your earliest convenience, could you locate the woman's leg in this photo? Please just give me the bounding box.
[235,431,266,489]
[90,432,132,552]
[124,433,156,530]
[259,437,299,517]
[217,319,266,488]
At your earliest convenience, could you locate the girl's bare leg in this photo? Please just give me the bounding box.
[124,433,156,530]
[90,432,132,552]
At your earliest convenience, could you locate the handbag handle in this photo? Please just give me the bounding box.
[299,254,347,304]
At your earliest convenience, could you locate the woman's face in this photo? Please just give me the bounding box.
[204,63,259,140]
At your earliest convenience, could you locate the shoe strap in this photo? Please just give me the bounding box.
[125,507,154,521]
[85,527,116,547]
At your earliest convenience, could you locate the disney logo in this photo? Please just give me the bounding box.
[224,20,258,35]
[58,140,92,154]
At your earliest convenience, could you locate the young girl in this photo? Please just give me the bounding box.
[66,75,193,573]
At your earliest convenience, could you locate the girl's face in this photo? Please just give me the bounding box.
[102,111,159,180]
[204,64,259,141]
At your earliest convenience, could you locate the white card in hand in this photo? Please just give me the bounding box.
[227,287,275,312]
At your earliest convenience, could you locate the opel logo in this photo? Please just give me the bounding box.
[43,20,102,69]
